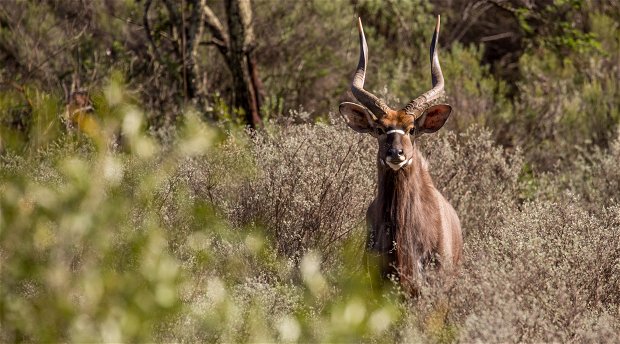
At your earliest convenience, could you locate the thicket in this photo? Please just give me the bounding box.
[1,0,620,342]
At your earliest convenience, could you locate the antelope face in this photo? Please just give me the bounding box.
[339,104,451,171]
[376,110,416,170]
[339,15,451,171]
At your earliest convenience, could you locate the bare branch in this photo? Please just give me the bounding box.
[202,3,229,53]
[199,38,227,49]
[162,0,182,58]
[186,0,204,56]
[143,0,163,64]
[236,0,254,51]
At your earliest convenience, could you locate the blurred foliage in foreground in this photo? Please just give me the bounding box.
[0,82,401,342]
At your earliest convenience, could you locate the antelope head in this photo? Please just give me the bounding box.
[339,16,452,171]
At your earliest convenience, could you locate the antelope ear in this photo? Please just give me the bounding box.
[339,102,375,134]
[415,104,452,134]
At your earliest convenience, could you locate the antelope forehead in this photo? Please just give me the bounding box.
[380,113,415,129]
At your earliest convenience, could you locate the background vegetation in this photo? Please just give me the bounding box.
[1,0,619,342]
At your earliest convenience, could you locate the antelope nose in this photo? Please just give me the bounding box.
[388,148,404,160]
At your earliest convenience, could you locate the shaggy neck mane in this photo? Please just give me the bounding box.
[376,144,441,283]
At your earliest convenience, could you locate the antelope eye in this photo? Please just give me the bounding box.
[409,127,415,135]
[375,127,385,135]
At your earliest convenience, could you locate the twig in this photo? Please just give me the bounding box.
[202,3,229,55]
[181,0,188,101]
[480,32,514,42]
[143,0,163,64]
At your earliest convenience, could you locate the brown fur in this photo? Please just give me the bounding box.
[350,110,463,294]
[366,142,462,293]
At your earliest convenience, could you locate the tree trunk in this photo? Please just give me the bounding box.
[182,0,203,101]
[247,52,265,115]
[203,0,263,128]
[225,0,262,128]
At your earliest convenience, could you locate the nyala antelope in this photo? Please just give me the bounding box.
[339,16,462,293]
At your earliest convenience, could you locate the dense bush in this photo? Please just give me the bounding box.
[455,198,620,342]
[3,96,619,341]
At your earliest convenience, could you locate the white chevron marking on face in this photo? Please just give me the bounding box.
[386,158,412,171]
[386,129,405,135]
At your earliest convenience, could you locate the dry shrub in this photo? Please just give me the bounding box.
[219,119,376,261]
[580,130,620,206]
[400,128,620,342]
[533,128,620,209]
[164,119,620,341]
[178,121,526,267]
[448,198,620,342]
[182,122,525,260]
[181,120,526,259]
[418,126,523,238]
[396,198,620,342]
[5,112,620,341]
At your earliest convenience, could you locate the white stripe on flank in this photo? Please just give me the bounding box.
[386,129,405,135]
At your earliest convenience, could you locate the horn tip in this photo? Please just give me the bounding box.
[435,15,441,32]
[358,17,363,30]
